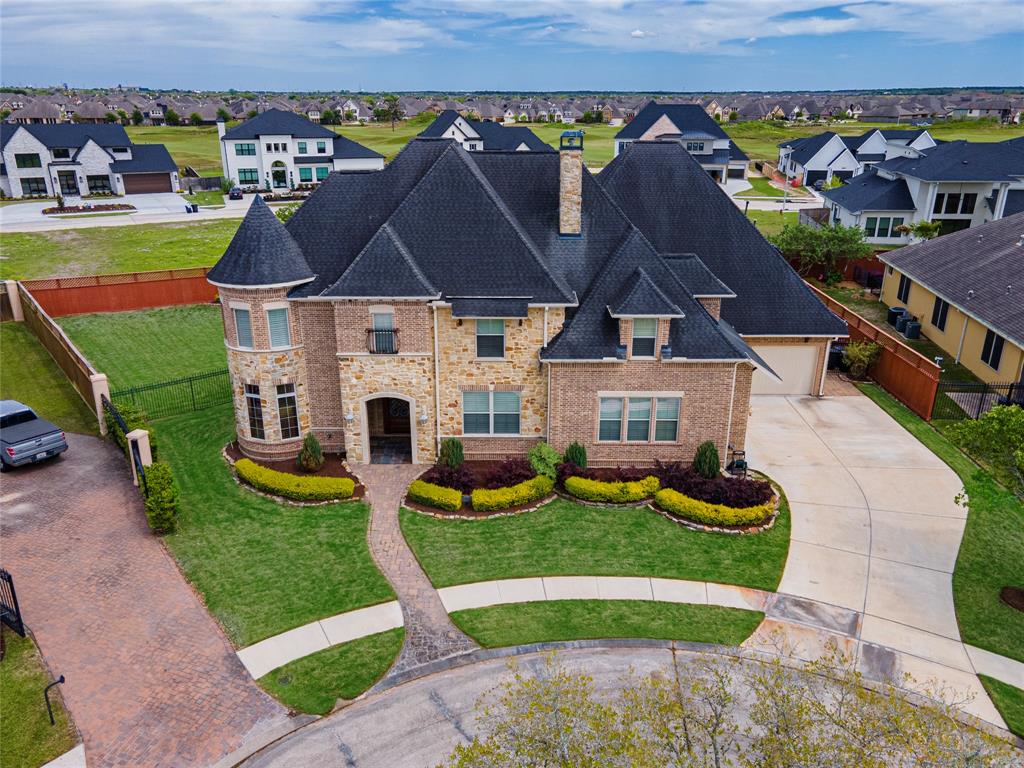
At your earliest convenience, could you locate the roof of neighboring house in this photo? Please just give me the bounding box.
[597,141,846,338]
[207,195,314,287]
[821,167,917,213]
[780,132,844,167]
[418,110,552,151]
[109,144,177,173]
[333,133,384,159]
[879,212,1024,347]
[1,122,131,150]
[221,108,337,140]
[614,101,729,141]
[875,140,1024,182]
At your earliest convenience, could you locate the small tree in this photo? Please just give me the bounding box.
[297,433,325,472]
[896,220,942,240]
[843,340,881,379]
[770,222,873,279]
[246,108,258,119]
[693,440,720,478]
[728,109,739,122]
[116,108,128,124]
[131,108,144,125]
[189,112,203,126]
[104,111,118,123]
[527,442,561,479]
[381,94,403,131]
[563,441,587,469]
[165,108,181,126]
[216,107,231,122]
[947,405,1024,493]
[344,109,356,122]
[439,438,464,469]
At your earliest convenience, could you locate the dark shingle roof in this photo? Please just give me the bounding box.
[876,140,1024,182]
[821,167,916,213]
[207,196,314,287]
[615,101,728,141]
[662,254,734,297]
[879,212,1024,347]
[608,267,685,317]
[1003,189,1024,218]
[783,132,840,167]
[333,133,383,159]
[1,123,130,150]
[221,108,337,140]
[451,298,530,318]
[418,110,551,152]
[324,223,437,298]
[110,144,177,173]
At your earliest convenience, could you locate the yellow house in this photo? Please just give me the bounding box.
[879,212,1024,385]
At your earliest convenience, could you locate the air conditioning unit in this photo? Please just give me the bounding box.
[903,321,921,340]
[895,314,911,333]
[887,306,908,326]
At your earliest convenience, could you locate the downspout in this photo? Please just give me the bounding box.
[432,304,442,453]
[955,315,968,363]
[543,307,548,346]
[818,340,832,397]
[724,362,739,462]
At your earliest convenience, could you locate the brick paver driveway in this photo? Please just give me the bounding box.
[1,434,289,767]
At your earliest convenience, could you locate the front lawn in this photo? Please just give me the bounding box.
[400,495,790,592]
[857,384,1024,664]
[126,125,224,176]
[258,628,404,715]
[0,632,78,768]
[744,209,798,238]
[0,219,239,280]
[58,305,225,389]
[979,676,1024,739]
[184,190,226,207]
[154,406,395,647]
[0,323,98,435]
[450,601,764,649]
[735,176,786,198]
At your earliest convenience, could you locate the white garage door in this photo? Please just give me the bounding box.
[750,344,819,395]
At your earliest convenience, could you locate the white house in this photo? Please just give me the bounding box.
[778,128,937,186]
[0,123,178,198]
[417,110,552,152]
[218,108,383,191]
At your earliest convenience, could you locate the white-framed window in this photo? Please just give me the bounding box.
[598,395,681,443]
[317,140,327,154]
[475,319,505,358]
[276,383,300,439]
[245,384,265,440]
[233,307,253,348]
[369,310,396,354]
[297,141,307,154]
[238,168,259,184]
[463,390,520,435]
[266,306,291,348]
[631,318,658,357]
[864,216,904,238]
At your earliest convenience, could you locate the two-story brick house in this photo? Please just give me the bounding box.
[207,133,845,466]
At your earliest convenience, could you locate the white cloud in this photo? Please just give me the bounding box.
[630,29,647,38]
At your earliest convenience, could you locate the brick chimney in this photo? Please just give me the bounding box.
[559,130,584,236]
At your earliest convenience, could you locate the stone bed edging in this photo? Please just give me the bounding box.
[401,492,558,520]
[647,488,781,535]
[221,445,363,508]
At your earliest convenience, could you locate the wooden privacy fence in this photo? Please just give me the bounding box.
[22,266,218,317]
[807,283,940,419]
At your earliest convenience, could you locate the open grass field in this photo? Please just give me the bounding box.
[0,322,98,435]
[0,632,78,768]
[0,219,239,280]
[744,209,797,238]
[126,125,224,176]
[58,305,225,390]
[400,493,790,592]
[450,601,764,649]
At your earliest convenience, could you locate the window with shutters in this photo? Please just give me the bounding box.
[233,307,253,348]
[245,384,265,439]
[277,384,300,439]
[462,391,520,435]
[266,307,291,348]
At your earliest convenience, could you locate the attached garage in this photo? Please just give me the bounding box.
[122,172,172,194]
[804,170,827,186]
[750,344,821,395]
[727,167,747,179]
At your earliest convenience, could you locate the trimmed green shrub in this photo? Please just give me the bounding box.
[843,341,881,379]
[693,441,720,479]
[235,458,354,501]
[439,438,464,469]
[564,475,660,503]
[655,488,773,527]
[527,442,561,479]
[407,479,462,512]
[563,441,587,469]
[472,475,554,512]
[105,402,158,461]
[143,461,178,533]
[297,433,325,472]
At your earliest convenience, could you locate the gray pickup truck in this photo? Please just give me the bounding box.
[1,400,69,470]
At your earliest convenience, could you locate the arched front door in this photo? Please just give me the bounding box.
[362,395,414,464]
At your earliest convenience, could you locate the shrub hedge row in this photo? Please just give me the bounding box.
[143,462,179,532]
[106,402,159,461]
[655,488,773,527]
[564,475,660,503]
[235,458,355,501]
[471,475,554,512]
[407,479,462,512]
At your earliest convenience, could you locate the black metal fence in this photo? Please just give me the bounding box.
[110,368,231,419]
[932,380,1024,421]
[102,394,147,494]
[0,568,26,637]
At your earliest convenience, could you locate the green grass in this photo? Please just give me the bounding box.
[979,676,1024,739]
[744,210,798,238]
[0,219,240,280]
[0,197,57,206]
[735,176,786,198]
[58,305,225,389]
[154,406,395,647]
[184,190,226,207]
[0,323,98,435]
[126,125,224,175]
[856,384,1024,664]
[0,631,77,768]
[258,628,404,715]
[400,494,790,592]
[451,601,764,650]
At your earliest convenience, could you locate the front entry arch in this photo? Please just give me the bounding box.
[360,393,417,464]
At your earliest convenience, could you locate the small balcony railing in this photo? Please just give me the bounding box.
[366,328,399,354]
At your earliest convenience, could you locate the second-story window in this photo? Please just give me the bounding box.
[15,153,41,168]
[369,311,395,354]
[233,307,253,348]
[265,142,272,152]
[317,141,327,154]
[267,307,291,348]
[52,147,71,159]
[631,318,657,357]
[685,141,705,152]
[475,319,505,358]
[235,143,256,156]
[298,141,307,154]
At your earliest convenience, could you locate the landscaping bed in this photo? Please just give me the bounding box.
[406,457,555,517]
[44,203,135,215]
[225,441,365,501]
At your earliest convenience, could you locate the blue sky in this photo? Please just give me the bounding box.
[2,1,1022,92]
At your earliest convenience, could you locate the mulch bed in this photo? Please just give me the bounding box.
[225,441,365,500]
[43,203,135,214]
[404,494,554,519]
[999,586,1024,614]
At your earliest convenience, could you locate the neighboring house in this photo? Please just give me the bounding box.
[948,99,1015,123]
[777,128,936,185]
[614,101,749,182]
[879,212,1024,385]
[0,123,178,198]
[7,99,63,124]
[822,139,1024,244]
[218,108,383,190]
[417,110,551,152]
[205,133,845,466]
[857,103,929,124]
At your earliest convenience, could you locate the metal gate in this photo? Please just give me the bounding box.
[0,569,26,637]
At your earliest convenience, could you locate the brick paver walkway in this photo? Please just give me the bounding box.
[2,434,289,767]
[354,464,477,677]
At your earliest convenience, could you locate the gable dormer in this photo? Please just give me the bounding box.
[607,267,684,360]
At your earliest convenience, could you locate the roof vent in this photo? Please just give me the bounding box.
[967,289,975,301]
[1017,235,1024,246]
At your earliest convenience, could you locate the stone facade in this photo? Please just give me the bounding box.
[559,148,582,235]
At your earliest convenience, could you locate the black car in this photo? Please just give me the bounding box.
[228,187,244,200]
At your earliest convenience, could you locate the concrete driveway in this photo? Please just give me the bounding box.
[1,194,255,232]
[745,394,1005,724]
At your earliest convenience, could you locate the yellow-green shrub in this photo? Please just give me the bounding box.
[655,488,772,526]
[408,479,462,512]
[235,458,354,501]
[564,475,660,503]
[472,475,554,512]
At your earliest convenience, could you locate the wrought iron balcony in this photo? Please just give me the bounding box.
[366,328,399,354]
